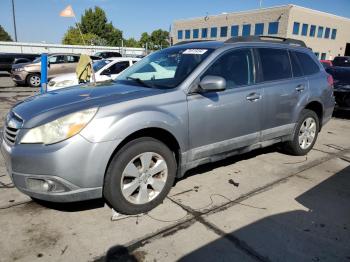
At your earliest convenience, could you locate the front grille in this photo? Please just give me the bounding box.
[4,126,19,145]
[3,112,23,146]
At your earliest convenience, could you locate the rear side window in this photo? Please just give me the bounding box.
[202,49,254,88]
[109,61,130,74]
[258,48,292,81]
[295,52,320,75]
[289,51,303,77]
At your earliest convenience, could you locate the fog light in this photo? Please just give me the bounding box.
[26,178,61,193]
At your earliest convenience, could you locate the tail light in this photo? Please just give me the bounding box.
[327,74,334,88]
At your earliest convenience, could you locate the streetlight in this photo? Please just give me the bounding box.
[11,0,18,41]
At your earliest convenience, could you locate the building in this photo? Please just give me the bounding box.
[172,5,350,60]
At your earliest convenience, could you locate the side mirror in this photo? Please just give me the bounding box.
[199,75,226,92]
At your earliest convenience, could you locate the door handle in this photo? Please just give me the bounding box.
[246,93,262,102]
[296,84,305,92]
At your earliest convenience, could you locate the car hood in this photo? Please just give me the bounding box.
[50,73,77,82]
[11,82,164,128]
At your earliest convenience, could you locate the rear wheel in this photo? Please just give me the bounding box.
[103,137,176,215]
[27,73,41,87]
[283,109,319,156]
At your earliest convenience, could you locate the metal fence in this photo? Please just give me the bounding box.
[0,41,145,57]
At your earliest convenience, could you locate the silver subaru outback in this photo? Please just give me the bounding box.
[1,36,335,214]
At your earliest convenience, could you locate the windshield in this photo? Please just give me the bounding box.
[33,57,41,63]
[117,47,213,88]
[93,59,111,72]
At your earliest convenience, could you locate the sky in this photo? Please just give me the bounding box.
[0,0,350,44]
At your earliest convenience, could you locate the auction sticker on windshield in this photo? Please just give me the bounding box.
[183,49,208,55]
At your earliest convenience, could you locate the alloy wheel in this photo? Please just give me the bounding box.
[298,117,317,150]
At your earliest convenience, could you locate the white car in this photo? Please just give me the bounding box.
[47,57,140,91]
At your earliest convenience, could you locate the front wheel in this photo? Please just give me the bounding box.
[103,137,177,215]
[283,109,319,156]
[27,73,41,87]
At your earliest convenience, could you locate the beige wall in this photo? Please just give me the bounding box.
[172,5,350,60]
[287,6,350,59]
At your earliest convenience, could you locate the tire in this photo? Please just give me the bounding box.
[103,137,177,215]
[283,109,319,156]
[27,73,41,87]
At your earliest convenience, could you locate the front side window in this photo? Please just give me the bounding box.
[295,51,320,75]
[309,25,316,37]
[258,48,292,82]
[201,49,254,88]
[220,26,228,37]
[211,27,217,38]
[49,55,65,64]
[193,29,199,39]
[317,26,324,38]
[117,47,213,89]
[242,24,251,36]
[324,28,330,39]
[293,22,300,35]
[185,30,191,39]
[255,23,264,35]
[301,24,308,36]
[202,28,208,38]
[231,25,239,37]
[268,22,279,34]
[178,30,183,40]
[93,59,111,72]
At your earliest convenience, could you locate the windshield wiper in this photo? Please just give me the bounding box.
[126,77,154,88]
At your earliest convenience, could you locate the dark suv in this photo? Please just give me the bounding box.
[1,36,335,214]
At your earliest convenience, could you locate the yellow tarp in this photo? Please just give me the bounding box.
[76,54,92,83]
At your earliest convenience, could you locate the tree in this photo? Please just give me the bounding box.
[62,27,106,45]
[0,25,12,42]
[62,6,123,46]
[139,32,150,48]
[151,29,169,49]
[124,37,141,48]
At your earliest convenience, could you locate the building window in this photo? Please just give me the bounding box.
[177,30,183,40]
[293,22,300,35]
[220,26,228,37]
[268,22,279,35]
[314,52,319,59]
[185,30,191,39]
[309,25,316,37]
[321,53,326,60]
[255,23,264,35]
[317,26,324,38]
[231,25,239,37]
[331,29,337,40]
[193,29,199,39]
[210,27,218,38]
[324,27,330,39]
[202,28,208,38]
[301,24,308,36]
[242,24,251,36]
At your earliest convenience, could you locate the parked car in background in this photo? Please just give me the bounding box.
[94,51,122,59]
[11,54,81,87]
[332,56,350,67]
[47,57,140,91]
[326,66,350,109]
[320,60,333,69]
[0,53,40,73]
[1,36,334,215]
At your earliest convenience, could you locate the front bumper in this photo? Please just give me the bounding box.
[0,134,121,202]
[10,71,27,84]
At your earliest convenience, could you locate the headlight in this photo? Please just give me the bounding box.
[20,108,98,145]
[55,80,76,88]
[14,68,24,72]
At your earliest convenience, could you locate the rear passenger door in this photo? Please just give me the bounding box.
[187,48,262,161]
[255,48,308,141]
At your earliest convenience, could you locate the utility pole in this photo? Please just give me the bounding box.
[11,0,18,41]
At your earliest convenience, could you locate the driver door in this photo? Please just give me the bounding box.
[187,48,262,161]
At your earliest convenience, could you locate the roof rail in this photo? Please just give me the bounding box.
[224,36,306,47]
[173,40,214,46]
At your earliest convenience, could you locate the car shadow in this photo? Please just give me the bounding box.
[178,165,350,261]
[333,110,350,120]
[31,198,105,212]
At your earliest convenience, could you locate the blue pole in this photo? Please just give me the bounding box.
[40,53,48,94]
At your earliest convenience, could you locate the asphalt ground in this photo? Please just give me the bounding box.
[0,73,349,262]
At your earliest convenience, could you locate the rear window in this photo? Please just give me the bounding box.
[295,52,320,75]
[289,51,303,77]
[258,48,292,81]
